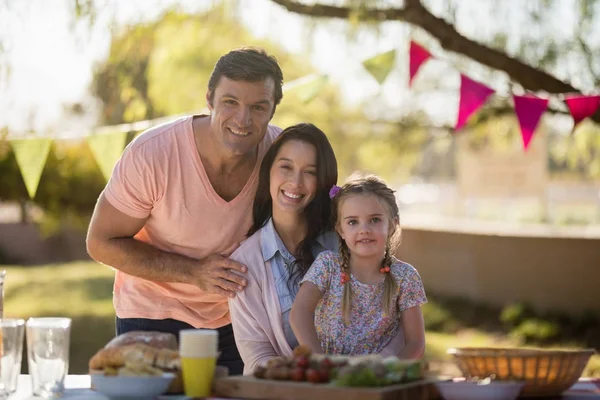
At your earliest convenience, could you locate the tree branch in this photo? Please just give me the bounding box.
[269,0,600,124]
[269,0,412,20]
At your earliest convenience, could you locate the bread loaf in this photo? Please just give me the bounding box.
[89,343,180,371]
[89,332,184,394]
[105,331,177,350]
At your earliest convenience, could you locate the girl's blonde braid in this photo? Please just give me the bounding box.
[382,243,398,317]
[339,238,352,325]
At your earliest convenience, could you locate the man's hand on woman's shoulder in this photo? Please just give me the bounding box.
[192,254,248,298]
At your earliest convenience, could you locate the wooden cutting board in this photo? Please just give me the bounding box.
[213,376,441,400]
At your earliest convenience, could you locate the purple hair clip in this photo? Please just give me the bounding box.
[329,185,341,199]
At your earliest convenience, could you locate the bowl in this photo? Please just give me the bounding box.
[447,347,595,397]
[91,373,175,399]
[435,379,525,400]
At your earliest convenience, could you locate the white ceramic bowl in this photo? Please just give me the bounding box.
[91,373,175,399]
[435,379,525,400]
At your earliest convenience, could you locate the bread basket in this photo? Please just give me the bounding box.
[447,347,595,397]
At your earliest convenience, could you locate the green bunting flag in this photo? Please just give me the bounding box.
[362,49,397,85]
[287,74,329,104]
[9,138,52,199]
[86,131,128,181]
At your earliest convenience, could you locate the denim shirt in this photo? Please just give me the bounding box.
[260,218,338,350]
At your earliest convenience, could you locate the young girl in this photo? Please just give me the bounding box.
[290,175,427,358]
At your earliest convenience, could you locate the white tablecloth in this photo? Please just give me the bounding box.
[10,375,598,399]
[11,375,190,400]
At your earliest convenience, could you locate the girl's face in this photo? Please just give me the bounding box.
[337,194,394,261]
[269,139,318,216]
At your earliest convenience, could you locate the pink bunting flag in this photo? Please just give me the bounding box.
[564,94,600,131]
[513,94,549,151]
[455,74,495,131]
[409,41,432,87]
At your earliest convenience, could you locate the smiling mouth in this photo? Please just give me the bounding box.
[357,239,375,244]
[228,127,250,137]
[282,190,303,200]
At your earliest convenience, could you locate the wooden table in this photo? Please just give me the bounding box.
[9,375,599,399]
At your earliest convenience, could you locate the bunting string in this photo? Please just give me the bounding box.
[3,42,600,194]
[405,40,599,149]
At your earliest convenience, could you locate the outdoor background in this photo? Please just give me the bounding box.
[0,0,599,376]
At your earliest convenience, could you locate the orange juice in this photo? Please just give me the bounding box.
[181,356,217,397]
[179,329,219,398]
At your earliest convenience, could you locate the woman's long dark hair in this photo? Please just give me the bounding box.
[248,123,338,288]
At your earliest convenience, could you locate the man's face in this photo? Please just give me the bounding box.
[207,76,276,157]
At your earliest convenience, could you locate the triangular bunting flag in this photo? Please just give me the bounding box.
[564,94,600,131]
[409,41,432,87]
[455,74,495,131]
[513,94,549,151]
[362,50,396,85]
[87,131,128,181]
[9,138,52,199]
[295,74,329,104]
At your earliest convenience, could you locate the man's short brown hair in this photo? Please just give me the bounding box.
[207,47,284,109]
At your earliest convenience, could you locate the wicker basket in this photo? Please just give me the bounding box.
[447,347,595,397]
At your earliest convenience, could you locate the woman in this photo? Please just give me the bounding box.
[228,123,338,375]
[229,123,405,374]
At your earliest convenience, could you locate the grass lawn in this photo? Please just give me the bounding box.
[4,261,116,374]
[3,261,599,377]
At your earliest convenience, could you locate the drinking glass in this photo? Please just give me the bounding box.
[180,329,218,398]
[26,317,71,398]
[0,270,6,318]
[0,319,25,397]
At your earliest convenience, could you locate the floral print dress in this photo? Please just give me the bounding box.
[301,250,427,355]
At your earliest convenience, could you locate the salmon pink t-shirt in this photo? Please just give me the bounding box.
[104,115,280,329]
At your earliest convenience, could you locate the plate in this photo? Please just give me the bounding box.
[435,379,525,400]
[91,373,175,399]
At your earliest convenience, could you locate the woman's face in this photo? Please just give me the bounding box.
[269,139,318,217]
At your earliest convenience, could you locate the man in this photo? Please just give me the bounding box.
[86,47,284,375]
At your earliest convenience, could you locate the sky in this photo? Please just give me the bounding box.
[0,0,594,138]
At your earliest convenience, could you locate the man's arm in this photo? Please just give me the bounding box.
[86,192,247,298]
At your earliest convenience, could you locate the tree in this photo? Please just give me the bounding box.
[268,0,600,124]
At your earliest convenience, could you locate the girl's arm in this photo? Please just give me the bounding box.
[290,282,323,354]
[397,305,426,359]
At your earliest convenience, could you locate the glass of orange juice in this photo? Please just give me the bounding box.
[179,329,218,398]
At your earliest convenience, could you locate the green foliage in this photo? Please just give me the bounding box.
[35,140,107,231]
[423,293,600,352]
[500,302,536,328]
[0,134,28,202]
[421,301,459,333]
[0,137,107,231]
[548,121,600,179]
[510,319,561,344]
[93,23,157,124]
